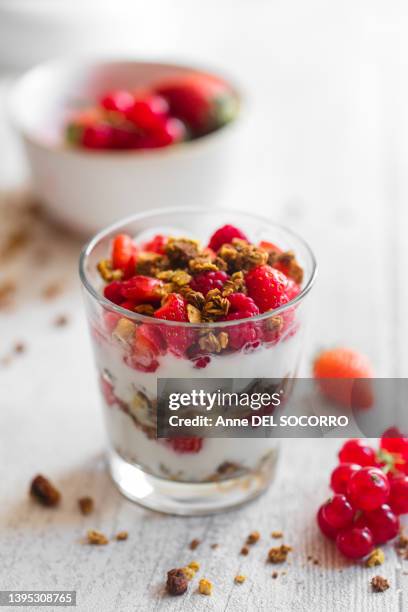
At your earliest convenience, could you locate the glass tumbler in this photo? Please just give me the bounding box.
[79,208,316,515]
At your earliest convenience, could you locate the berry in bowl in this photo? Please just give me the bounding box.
[79,208,316,515]
[9,59,242,235]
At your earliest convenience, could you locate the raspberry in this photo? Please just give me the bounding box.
[154,293,195,356]
[166,437,203,453]
[245,265,291,313]
[207,224,248,252]
[313,348,374,409]
[120,275,163,304]
[190,270,229,295]
[224,293,260,350]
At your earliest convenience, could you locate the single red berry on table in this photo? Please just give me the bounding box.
[81,123,114,149]
[245,265,291,313]
[154,293,195,356]
[388,474,408,515]
[100,90,135,114]
[190,270,229,295]
[338,439,376,467]
[120,275,163,304]
[166,437,203,454]
[111,234,138,273]
[336,526,374,559]
[347,466,390,512]
[127,94,169,130]
[207,224,248,252]
[316,505,339,540]
[142,234,168,255]
[313,347,374,409]
[321,494,354,530]
[330,463,361,494]
[363,504,400,544]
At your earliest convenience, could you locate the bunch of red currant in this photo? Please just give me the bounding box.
[317,433,408,559]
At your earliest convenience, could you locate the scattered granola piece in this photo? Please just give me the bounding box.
[54,314,69,327]
[268,544,292,564]
[166,568,188,596]
[42,282,63,300]
[116,531,129,541]
[14,342,26,354]
[190,538,201,551]
[371,575,390,593]
[188,561,200,572]
[271,571,279,579]
[366,548,385,568]
[234,575,246,584]
[271,531,283,539]
[78,496,94,515]
[395,532,408,558]
[30,475,61,507]
[0,280,16,310]
[86,529,108,545]
[247,531,260,545]
[198,578,213,596]
[182,567,195,581]
[211,543,219,550]
[240,546,249,556]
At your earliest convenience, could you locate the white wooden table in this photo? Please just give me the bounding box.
[1,2,408,610]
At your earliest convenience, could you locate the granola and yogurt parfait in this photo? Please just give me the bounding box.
[80,208,316,514]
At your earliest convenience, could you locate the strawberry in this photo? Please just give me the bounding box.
[154,293,195,356]
[142,234,168,255]
[156,73,237,136]
[313,348,374,409]
[224,293,260,350]
[245,265,291,313]
[166,437,203,453]
[190,270,229,295]
[103,281,124,305]
[111,234,138,276]
[208,224,248,252]
[81,123,114,150]
[258,240,283,254]
[120,275,163,304]
[127,323,166,373]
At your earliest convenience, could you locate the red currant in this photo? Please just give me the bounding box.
[347,467,390,511]
[330,463,361,494]
[338,439,376,467]
[321,494,354,529]
[389,475,408,515]
[316,506,338,540]
[336,526,374,559]
[100,90,135,114]
[364,504,400,544]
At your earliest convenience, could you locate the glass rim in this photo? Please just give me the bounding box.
[79,206,318,328]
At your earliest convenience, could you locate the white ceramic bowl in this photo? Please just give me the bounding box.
[9,58,243,235]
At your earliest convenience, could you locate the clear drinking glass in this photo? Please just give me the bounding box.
[79,208,316,515]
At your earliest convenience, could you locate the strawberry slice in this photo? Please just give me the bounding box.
[156,73,237,136]
[258,240,283,254]
[142,234,168,255]
[120,275,163,304]
[166,437,203,453]
[111,234,138,276]
[154,293,195,356]
[127,323,166,373]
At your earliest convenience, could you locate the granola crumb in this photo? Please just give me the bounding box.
[86,529,108,545]
[272,571,279,579]
[188,561,200,572]
[166,569,188,596]
[366,548,385,568]
[182,567,195,581]
[371,575,390,592]
[247,531,260,545]
[198,578,213,596]
[234,575,246,584]
[268,544,293,564]
[78,496,94,515]
[42,282,63,300]
[14,341,26,354]
[30,475,61,507]
[53,314,69,327]
[0,280,16,309]
[395,532,408,558]
[211,543,219,550]
[189,538,201,550]
[240,545,250,556]
[271,530,283,539]
[115,531,128,541]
